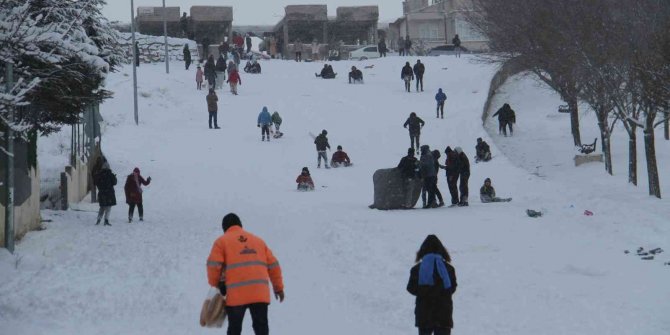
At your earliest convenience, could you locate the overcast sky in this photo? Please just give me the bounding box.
[102,1,403,25]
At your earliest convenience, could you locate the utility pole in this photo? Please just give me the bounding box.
[131,0,139,125]
[4,63,15,253]
[163,0,170,74]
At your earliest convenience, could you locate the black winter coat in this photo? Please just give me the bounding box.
[407,261,457,329]
[397,155,418,179]
[215,57,227,72]
[204,59,216,78]
[95,169,117,207]
[458,153,470,177]
[401,65,414,80]
[314,134,330,151]
[476,141,490,156]
[404,116,425,135]
[413,63,425,77]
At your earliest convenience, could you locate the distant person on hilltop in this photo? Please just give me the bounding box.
[403,112,425,152]
[401,62,414,93]
[435,88,447,118]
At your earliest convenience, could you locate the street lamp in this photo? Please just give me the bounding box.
[130,0,139,125]
[163,0,169,74]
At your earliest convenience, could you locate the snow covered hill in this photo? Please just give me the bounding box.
[1,56,669,335]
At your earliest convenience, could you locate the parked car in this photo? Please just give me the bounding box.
[349,45,381,60]
[426,44,469,56]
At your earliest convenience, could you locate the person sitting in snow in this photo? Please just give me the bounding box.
[296,167,315,191]
[348,66,363,84]
[331,145,352,167]
[271,111,283,137]
[315,64,336,79]
[480,178,512,203]
[244,60,262,74]
[475,137,492,162]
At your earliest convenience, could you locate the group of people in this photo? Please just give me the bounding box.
[315,64,337,79]
[256,107,283,141]
[206,213,457,335]
[296,130,353,191]
[197,54,243,95]
[92,157,152,226]
[400,60,426,92]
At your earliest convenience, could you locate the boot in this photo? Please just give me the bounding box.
[139,217,144,222]
[104,220,111,226]
[95,218,101,225]
[128,217,132,223]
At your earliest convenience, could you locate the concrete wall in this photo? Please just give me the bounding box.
[62,158,90,209]
[0,167,41,247]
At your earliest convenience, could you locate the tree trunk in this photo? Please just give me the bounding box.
[643,123,661,198]
[597,115,613,175]
[568,98,582,147]
[628,124,637,186]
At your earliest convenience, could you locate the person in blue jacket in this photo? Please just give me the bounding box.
[435,88,447,119]
[257,106,273,141]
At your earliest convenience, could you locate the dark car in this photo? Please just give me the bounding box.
[426,44,469,56]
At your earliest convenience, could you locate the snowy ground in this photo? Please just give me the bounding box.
[1,56,669,335]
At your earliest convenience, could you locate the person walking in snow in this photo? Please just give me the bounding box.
[454,147,470,206]
[435,88,447,119]
[442,146,460,206]
[407,235,457,335]
[94,160,116,226]
[401,62,414,93]
[124,167,151,223]
[227,60,237,76]
[492,103,516,137]
[245,33,253,55]
[196,66,204,90]
[480,178,512,203]
[227,68,242,95]
[475,138,492,162]
[206,213,285,335]
[206,89,219,129]
[452,34,462,58]
[378,38,387,57]
[419,145,439,208]
[311,39,320,61]
[294,39,303,62]
[257,107,273,142]
[215,54,227,87]
[219,41,229,60]
[314,129,331,169]
[183,44,192,70]
[413,60,425,92]
[331,145,352,167]
[296,167,315,191]
[404,112,425,152]
[204,55,217,89]
[397,148,419,208]
[398,36,406,56]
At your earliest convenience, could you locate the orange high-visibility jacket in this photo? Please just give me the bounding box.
[207,226,284,306]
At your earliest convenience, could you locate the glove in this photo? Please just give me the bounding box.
[257,124,260,127]
[147,177,152,182]
[274,290,285,302]
[217,282,227,296]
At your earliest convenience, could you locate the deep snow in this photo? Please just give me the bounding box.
[1,55,669,335]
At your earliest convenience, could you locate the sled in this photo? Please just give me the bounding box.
[199,289,227,328]
[579,138,597,154]
[558,105,571,113]
[273,132,284,139]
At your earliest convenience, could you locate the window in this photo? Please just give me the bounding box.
[455,18,486,41]
[418,22,440,40]
[364,47,377,52]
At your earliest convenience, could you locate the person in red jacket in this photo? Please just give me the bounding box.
[331,145,352,167]
[124,167,151,222]
[296,167,315,191]
[227,69,242,95]
[207,213,285,335]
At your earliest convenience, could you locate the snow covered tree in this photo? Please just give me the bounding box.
[0,0,124,150]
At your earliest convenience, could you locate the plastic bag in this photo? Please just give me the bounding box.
[199,287,227,328]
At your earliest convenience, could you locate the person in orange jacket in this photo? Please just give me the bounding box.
[207,213,284,335]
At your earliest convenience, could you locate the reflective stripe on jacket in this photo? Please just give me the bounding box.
[207,226,284,306]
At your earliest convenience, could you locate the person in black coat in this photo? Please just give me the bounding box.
[441,146,460,206]
[204,55,217,89]
[215,54,227,86]
[397,148,419,209]
[413,60,425,92]
[452,34,461,58]
[454,147,470,206]
[475,137,491,162]
[349,66,363,84]
[401,62,414,92]
[378,39,387,57]
[183,44,191,70]
[492,103,516,137]
[94,161,117,226]
[407,235,457,335]
[404,112,425,152]
[314,129,331,168]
